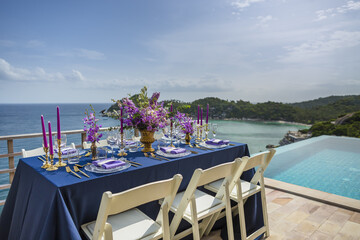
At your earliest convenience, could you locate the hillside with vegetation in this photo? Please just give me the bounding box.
[107,95,360,125]
[303,112,360,138]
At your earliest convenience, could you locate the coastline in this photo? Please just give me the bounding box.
[222,118,312,127]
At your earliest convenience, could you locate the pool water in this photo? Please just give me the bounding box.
[265,136,360,200]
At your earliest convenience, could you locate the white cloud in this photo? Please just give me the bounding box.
[315,1,360,21]
[231,0,264,11]
[0,58,85,82]
[256,15,273,27]
[57,48,105,60]
[280,31,360,63]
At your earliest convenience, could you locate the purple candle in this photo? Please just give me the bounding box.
[197,105,200,124]
[48,121,53,155]
[201,108,203,126]
[41,115,48,148]
[56,106,61,140]
[120,107,123,134]
[206,104,209,124]
[170,104,173,127]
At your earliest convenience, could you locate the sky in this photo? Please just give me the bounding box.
[0,0,359,104]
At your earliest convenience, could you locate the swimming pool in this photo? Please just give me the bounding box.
[264,135,360,200]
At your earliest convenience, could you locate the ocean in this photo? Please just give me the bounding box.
[0,103,307,213]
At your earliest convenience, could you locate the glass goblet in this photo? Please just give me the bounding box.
[107,131,117,159]
[212,124,218,139]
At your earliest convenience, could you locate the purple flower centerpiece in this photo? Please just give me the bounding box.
[121,86,169,152]
[84,105,103,160]
[175,111,195,144]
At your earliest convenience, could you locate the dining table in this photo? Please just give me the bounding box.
[0,141,264,240]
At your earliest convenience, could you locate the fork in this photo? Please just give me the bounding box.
[73,165,90,178]
[151,153,169,161]
[66,166,82,179]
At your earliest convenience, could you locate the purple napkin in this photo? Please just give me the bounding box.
[205,139,230,146]
[93,158,126,169]
[164,134,177,139]
[126,140,135,145]
[55,147,77,155]
[160,147,187,154]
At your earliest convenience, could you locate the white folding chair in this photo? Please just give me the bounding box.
[81,174,182,240]
[167,158,249,240]
[83,139,108,149]
[21,143,76,158]
[205,149,276,240]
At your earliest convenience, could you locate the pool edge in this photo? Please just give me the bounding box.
[265,177,360,213]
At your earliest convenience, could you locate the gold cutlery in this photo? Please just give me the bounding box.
[128,160,142,166]
[124,160,139,167]
[66,166,82,179]
[73,165,90,178]
[195,144,214,151]
[38,157,45,163]
[84,151,91,157]
[151,153,170,161]
[190,150,198,154]
[229,143,235,146]
[144,152,162,161]
[75,163,91,168]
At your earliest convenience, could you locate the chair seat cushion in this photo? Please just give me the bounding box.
[171,189,223,217]
[205,179,261,199]
[83,208,161,240]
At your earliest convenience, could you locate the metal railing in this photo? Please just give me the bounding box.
[0,127,109,206]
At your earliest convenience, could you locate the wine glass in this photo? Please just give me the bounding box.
[107,131,117,159]
[55,134,67,149]
[212,124,218,139]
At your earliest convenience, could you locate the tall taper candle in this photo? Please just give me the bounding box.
[41,115,48,148]
[197,105,200,124]
[206,104,209,124]
[120,107,123,134]
[56,106,61,140]
[48,121,53,155]
[201,108,203,126]
[170,104,173,127]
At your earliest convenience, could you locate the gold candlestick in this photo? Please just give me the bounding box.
[118,132,127,157]
[196,124,201,142]
[204,124,209,141]
[55,138,67,167]
[41,146,51,169]
[200,125,203,142]
[46,153,58,171]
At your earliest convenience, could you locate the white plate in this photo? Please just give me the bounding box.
[84,161,131,173]
[199,142,228,149]
[156,149,191,158]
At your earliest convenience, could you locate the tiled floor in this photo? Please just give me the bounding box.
[202,188,360,240]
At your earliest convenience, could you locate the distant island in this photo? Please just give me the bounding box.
[106,95,360,139]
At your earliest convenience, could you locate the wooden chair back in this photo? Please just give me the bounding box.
[92,174,182,240]
[170,158,249,238]
[245,149,276,185]
[21,143,76,158]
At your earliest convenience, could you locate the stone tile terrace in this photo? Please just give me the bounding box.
[204,188,360,240]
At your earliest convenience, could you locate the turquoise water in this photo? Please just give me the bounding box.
[0,104,307,213]
[265,136,360,200]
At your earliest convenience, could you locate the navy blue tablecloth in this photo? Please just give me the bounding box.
[0,142,263,240]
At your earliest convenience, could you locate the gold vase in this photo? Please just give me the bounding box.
[185,133,191,145]
[91,142,97,160]
[140,130,155,152]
